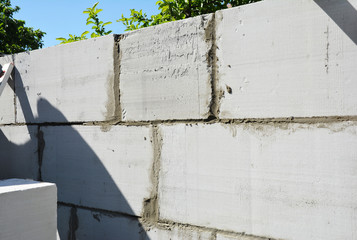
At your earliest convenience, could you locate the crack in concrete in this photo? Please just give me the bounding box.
[324,24,330,74]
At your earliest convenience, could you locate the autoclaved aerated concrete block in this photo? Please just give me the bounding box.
[159,122,357,240]
[57,205,147,240]
[216,0,357,118]
[14,35,117,123]
[0,55,15,124]
[119,15,214,121]
[146,225,213,240]
[0,179,57,240]
[216,233,267,240]
[41,125,154,217]
[57,205,213,240]
[0,125,38,180]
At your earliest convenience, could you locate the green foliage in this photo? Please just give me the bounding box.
[117,0,261,31]
[56,2,112,44]
[0,0,45,54]
[58,0,261,43]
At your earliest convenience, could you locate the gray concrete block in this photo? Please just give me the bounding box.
[57,205,147,240]
[0,55,15,124]
[14,35,117,123]
[0,179,57,240]
[57,205,212,240]
[57,205,71,240]
[159,122,357,240]
[119,15,213,121]
[0,126,38,180]
[146,225,213,240]
[217,233,267,240]
[41,125,154,216]
[216,0,357,118]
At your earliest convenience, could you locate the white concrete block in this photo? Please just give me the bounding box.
[216,0,357,118]
[146,225,213,240]
[0,126,38,180]
[217,233,266,240]
[57,205,147,240]
[41,125,154,216]
[159,122,357,240]
[0,55,15,124]
[120,15,213,121]
[0,179,57,240]
[14,35,117,123]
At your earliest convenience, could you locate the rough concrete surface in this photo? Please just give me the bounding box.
[0,125,38,180]
[57,205,71,240]
[1,1,357,239]
[119,15,214,121]
[145,223,213,240]
[0,55,15,124]
[216,233,270,240]
[57,204,215,240]
[0,179,57,240]
[159,122,357,240]
[216,0,357,118]
[57,204,147,240]
[13,35,117,123]
[41,125,154,216]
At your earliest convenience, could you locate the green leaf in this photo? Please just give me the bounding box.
[81,31,89,37]
[92,2,99,9]
[102,21,112,26]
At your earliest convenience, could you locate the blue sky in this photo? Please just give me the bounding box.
[12,0,159,48]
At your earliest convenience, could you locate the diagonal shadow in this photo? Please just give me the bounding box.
[0,64,152,240]
[314,0,357,45]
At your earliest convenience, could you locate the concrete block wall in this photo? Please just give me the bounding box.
[1,0,357,239]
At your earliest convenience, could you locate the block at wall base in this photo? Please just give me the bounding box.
[119,15,213,121]
[216,233,270,240]
[42,125,154,216]
[159,122,357,240]
[145,224,213,240]
[57,205,147,240]
[0,55,15,124]
[0,126,38,180]
[57,204,213,240]
[216,0,357,118]
[14,35,118,123]
[0,179,57,240]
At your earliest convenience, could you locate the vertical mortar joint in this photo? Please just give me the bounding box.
[205,13,220,120]
[36,126,45,181]
[112,34,123,122]
[68,207,79,240]
[142,125,162,224]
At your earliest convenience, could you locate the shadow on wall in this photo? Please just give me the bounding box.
[314,0,357,45]
[0,65,150,240]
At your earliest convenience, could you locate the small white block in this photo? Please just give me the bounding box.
[0,179,57,240]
